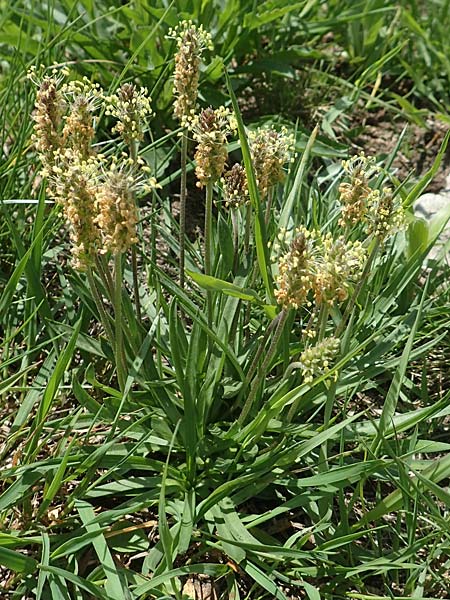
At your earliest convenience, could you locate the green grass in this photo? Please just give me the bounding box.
[1,1,450,599]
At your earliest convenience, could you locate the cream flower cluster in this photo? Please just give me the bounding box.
[366,186,406,240]
[338,153,380,226]
[274,226,366,310]
[248,126,295,198]
[167,20,213,121]
[186,106,237,187]
[299,336,340,384]
[338,153,406,240]
[222,163,249,208]
[30,68,158,269]
[104,83,153,145]
[27,66,68,173]
[61,78,102,157]
[49,149,101,269]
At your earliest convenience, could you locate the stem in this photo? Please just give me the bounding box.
[114,254,127,392]
[87,268,115,345]
[150,189,158,286]
[244,203,251,254]
[95,254,114,300]
[129,139,142,323]
[204,180,214,328]
[244,267,258,341]
[131,246,142,323]
[317,378,338,500]
[238,309,288,426]
[264,188,274,227]
[245,321,276,384]
[303,304,318,340]
[317,303,329,342]
[234,316,279,412]
[179,132,188,288]
[231,209,239,274]
[285,362,305,423]
[335,239,380,337]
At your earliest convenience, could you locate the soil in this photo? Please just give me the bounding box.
[237,69,450,194]
[348,108,450,192]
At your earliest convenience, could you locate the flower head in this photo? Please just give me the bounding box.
[95,168,137,255]
[274,226,319,310]
[222,163,248,208]
[61,77,102,158]
[105,83,153,145]
[274,227,366,309]
[49,149,102,269]
[28,66,67,171]
[187,106,237,187]
[314,234,366,305]
[366,187,406,241]
[338,153,380,227]
[299,336,340,384]
[95,155,159,255]
[249,126,295,198]
[167,20,213,121]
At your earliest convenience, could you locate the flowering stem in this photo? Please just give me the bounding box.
[179,131,188,288]
[317,378,338,512]
[95,255,114,300]
[335,239,380,337]
[231,209,239,274]
[87,267,114,345]
[114,254,127,392]
[204,180,214,328]
[129,140,142,323]
[238,309,288,426]
[131,245,142,323]
[317,303,329,342]
[303,304,318,340]
[244,203,251,254]
[264,188,274,227]
[242,316,278,393]
[244,267,258,342]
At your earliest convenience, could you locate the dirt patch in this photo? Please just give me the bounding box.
[349,109,450,192]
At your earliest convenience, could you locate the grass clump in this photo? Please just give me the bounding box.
[1,3,450,599]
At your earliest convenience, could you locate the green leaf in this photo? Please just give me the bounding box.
[224,69,274,301]
[243,1,304,29]
[0,547,37,574]
[134,563,228,596]
[37,432,80,519]
[36,532,50,600]
[370,279,428,455]
[187,270,263,303]
[279,124,319,231]
[158,421,180,572]
[0,226,43,315]
[50,530,108,560]
[178,489,196,555]
[37,317,82,425]
[242,560,288,600]
[217,213,234,276]
[302,581,322,600]
[0,469,42,511]
[38,565,111,599]
[357,442,450,528]
[77,500,126,600]
[407,216,429,258]
[211,496,266,564]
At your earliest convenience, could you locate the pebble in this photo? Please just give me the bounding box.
[414,172,450,255]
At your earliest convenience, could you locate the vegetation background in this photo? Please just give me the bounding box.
[1,0,450,598]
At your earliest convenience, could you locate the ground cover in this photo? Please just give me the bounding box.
[1,1,450,598]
